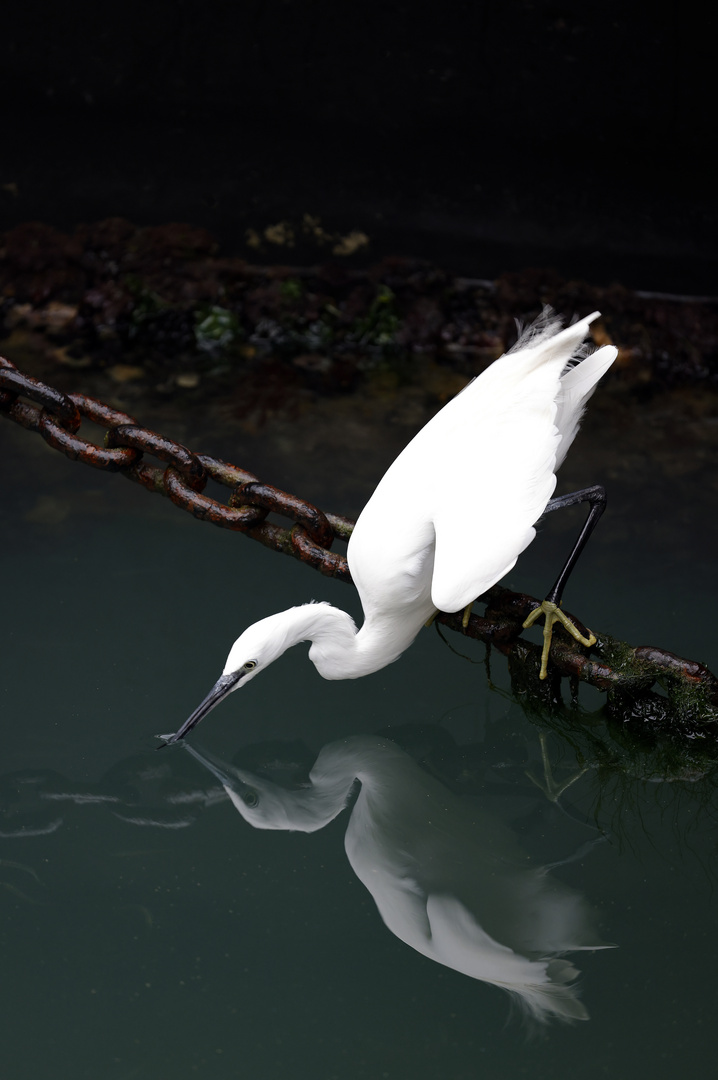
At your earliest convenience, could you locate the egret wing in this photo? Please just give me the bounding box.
[426,403,561,612]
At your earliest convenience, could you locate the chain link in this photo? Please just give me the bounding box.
[0,354,353,579]
[1,354,717,730]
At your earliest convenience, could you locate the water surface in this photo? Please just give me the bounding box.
[1,391,717,1079]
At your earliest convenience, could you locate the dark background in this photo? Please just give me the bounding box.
[2,0,714,291]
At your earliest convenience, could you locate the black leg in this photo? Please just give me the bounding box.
[541,485,606,606]
[522,484,606,679]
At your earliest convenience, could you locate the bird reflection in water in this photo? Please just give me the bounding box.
[184,735,613,1023]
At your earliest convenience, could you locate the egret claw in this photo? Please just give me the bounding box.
[522,600,596,680]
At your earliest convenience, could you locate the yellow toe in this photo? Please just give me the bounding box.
[522,600,595,680]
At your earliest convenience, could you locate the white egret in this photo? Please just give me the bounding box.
[165,309,616,743]
[184,735,612,1022]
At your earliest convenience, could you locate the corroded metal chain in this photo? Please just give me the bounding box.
[0,355,353,580]
[2,355,717,734]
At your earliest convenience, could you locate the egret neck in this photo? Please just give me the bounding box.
[162,599,433,744]
[267,600,431,681]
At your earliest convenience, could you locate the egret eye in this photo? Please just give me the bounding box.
[244,660,258,671]
[242,789,259,808]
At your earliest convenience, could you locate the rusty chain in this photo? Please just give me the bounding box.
[0,354,353,580]
[2,354,717,734]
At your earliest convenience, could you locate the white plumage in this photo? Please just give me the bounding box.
[349,308,615,621]
[166,309,616,742]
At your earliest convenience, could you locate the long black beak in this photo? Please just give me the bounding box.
[161,671,243,745]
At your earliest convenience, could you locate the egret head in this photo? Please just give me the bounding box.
[162,607,324,745]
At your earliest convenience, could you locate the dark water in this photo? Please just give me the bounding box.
[1,391,717,1080]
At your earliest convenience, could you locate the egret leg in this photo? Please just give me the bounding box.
[523,485,606,679]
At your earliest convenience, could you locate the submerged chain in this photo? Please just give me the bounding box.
[2,355,717,731]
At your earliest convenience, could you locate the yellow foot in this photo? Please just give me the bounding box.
[522,600,596,680]
[461,602,473,629]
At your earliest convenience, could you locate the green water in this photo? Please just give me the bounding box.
[1,402,717,1080]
